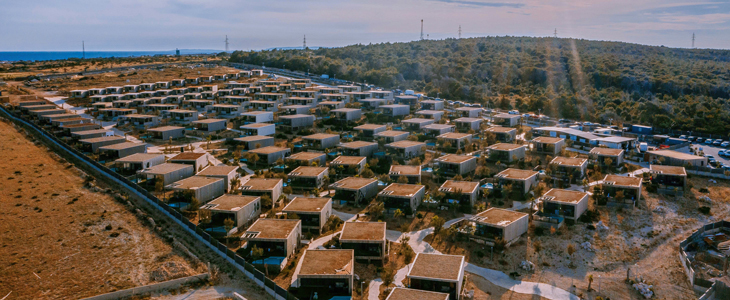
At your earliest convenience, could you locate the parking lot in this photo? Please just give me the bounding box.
[690,143,730,168]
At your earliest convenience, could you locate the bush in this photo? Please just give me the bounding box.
[416,212,423,219]
[699,187,709,193]
[586,224,596,230]
[534,227,545,236]
[476,251,485,258]
[698,206,711,215]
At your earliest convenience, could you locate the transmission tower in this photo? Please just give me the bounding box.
[692,33,695,48]
[420,19,424,40]
[554,28,557,38]
[82,41,85,59]
[303,35,307,49]
[225,35,229,52]
[458,25,462,39]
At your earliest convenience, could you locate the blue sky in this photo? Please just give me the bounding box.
[1,0,729,51]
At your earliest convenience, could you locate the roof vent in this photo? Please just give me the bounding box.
[380,191,393,196]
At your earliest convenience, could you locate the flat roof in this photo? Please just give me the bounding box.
[332,177,377,190]
[241,111,273,115]
[423,124,455,130]
[148,126,184,132]
[241,178,282,190]
[340,141,377,149]
[234,135,273,142]
[494,113,520,119]
[171,152,207,160]
[249,146,290,155]
[332,108,361,112]
[354,124,386,131]
[437,154,475,164]
[440,180,479,194]
[380,183,424,197]
[289,166,328,177]
[168,176,223,189]
[167,109,198,113]
[542,189,588,204]
[79,136,126,144]
[437,132,471,140]
[283,197,331,213]
[455,107,481,111]
[331,155,366,165]
[279,114,314,119]
[298,249,353,276]
[416,110,443,115]
[603,175,642,188]
[589,147,624,156]
[453,117,481,123]
[535,126,600,141]
[474,208,528,227]
[303,133,339,140]
[420,100,444,104]
[71,128,111,136]
[488,143,525,151]
[192,118,226,124]
[381,104,409,108]
[115,153,164,163]
[62,123,100,129]
[340,222,386,241]
[402,118,433,124]
[648,150,705,161]
[288,151,326,161]
[550,156,587,167]
[139,163,193,175]
[241,123,274,129]
[386,288,449,300]
[597,136,636,143]
[246,219,300,240]
[203,195,259,211]
[408,253,464,281]
[389,165,421,176]
[197,165,239,176]
[387,140,425,149]
[487,126,516,133]
[650,165,687,176]
[495,168,539,180]
[99,142,146,151]
[532,136,564,144]
[376,130,409,137]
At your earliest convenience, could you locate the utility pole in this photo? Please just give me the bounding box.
[458,25,462,39]
[303,34,307,49]
[554,28,557,38]
[692,33,695,48]
[420,19,424,40]
[225,35,229,52]
[82,41,85,59]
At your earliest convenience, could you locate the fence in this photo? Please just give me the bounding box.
[0,105,298,300]
[677,220,730,293]
[81,273,209,300]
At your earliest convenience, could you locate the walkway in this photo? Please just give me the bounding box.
[465,264,581,300]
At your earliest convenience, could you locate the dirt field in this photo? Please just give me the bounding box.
[0,118,200,299]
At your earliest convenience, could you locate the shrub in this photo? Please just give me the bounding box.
[699,206,711,215]
[699,187,709,193]
[416,212,423,219]
[534,227,545,236]
[586,224,596,230]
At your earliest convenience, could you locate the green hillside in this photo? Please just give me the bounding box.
[229,37,730,135]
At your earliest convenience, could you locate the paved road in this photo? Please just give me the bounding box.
[694,143,730,166]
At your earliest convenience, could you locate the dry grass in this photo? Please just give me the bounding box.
[0,118,201,299]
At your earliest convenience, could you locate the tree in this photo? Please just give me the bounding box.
[206,135,212,149]
[533,240,542,263]
[224,218,235,244]
[588,274,594,291]
[615,190,625,204]
[368,201,385,219]
[431,215,446,235]
[567,243,576,267]
[397,175,409,184]
[155,178,165,197]
[393,209,404,218]
[361,167,375,178]
[261,194,273,208]
[251,245,264,262]
[410,157,422,166]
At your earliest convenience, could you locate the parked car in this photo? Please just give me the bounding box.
[688,136,696,142]
[714,140,723,146]
[508,110,519,115]
[719,150,727,156]
[679,135,687,139]
[723,141,730,148]
[705,139,713,145]
[696,137,703,143]
[559,119,571,123]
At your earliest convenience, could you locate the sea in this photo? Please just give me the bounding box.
[0,50,221,62]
